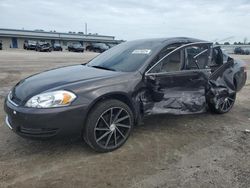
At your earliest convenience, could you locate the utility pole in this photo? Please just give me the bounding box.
[85,23,88,35]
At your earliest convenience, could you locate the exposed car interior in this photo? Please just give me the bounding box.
[148,43,230,75]
[160,50,182,72]
[185,45,209,70]
[149,44,211,73]
[209,47,224,72]
[148,44,182,73]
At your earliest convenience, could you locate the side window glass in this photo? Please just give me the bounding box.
[185,45,209,70]
[149,50,181,73]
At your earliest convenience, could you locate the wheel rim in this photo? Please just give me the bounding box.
[218,93,236,112]
[94,107,132,149]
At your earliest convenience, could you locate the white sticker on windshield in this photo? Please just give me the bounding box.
[132,49,151,54]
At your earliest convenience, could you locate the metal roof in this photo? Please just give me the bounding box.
[0,28,121,43]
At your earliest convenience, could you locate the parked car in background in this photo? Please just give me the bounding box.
[234,47,250,55]
[23,40,37,50]
[4,37,247,152]
[86,43,109,53]
[107,43,117,49]
[52,43,63,51]
[68,43,84,52]
[244,49,250,55]
[36,42,52,52]
[0,40,2,50]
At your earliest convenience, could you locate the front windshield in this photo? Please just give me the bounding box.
[74,43,82,47]
[87,40,161,72]
[95,43,108,49]
[29,41,36,45]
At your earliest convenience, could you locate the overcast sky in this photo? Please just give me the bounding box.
[0,0,250,42]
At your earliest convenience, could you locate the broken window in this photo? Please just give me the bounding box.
[208,47,224,72]
[185,45,209,70]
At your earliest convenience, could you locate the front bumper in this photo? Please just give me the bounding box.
[4,99,88,139]
[28,45,36,50]
[40,48,51,51]
[53,47,62,51]
[73,48,84,52]
[5,116,13,130]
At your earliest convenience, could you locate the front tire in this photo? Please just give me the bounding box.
[83,99,134,152]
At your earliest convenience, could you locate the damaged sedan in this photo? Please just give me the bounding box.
[4,37,247,152]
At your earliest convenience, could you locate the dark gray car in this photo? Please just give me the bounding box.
[68,43,84,52]
[4,37,247,152]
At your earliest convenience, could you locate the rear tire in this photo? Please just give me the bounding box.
[83,99,134,152]
[209,93,236,114]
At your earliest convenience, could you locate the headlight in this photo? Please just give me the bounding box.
[25,90,76,108]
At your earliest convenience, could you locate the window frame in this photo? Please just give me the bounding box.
[148,48,184,74]
[184,44,211,70]
[145,42,212,76]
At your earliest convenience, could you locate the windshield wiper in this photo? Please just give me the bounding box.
[90,65,116,71]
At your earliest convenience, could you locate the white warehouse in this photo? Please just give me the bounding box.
[0,28,122,50]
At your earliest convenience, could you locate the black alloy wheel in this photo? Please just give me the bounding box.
[210,93,236,114]
[83,99,133,152]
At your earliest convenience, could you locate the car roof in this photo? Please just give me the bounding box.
[128,37,211,45]
[136,37,212,73]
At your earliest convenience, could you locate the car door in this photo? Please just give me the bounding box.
[144,42,212,115]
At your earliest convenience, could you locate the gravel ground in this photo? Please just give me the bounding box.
[0,50,250,188]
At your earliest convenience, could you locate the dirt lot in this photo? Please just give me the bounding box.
[0,50,250,188]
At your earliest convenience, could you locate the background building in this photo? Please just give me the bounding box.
[0,28,122,50]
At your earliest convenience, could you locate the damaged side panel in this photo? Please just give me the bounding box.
[135,59,237,116]
[132,42,245,117]
[140,70,210,115]
[207,58,236,111]
[142,87,206,115]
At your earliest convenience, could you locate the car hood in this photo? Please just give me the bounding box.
[74,46,83,49]
[13,65,122,102]
[41,45,50,48]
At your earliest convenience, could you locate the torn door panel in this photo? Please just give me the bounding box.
[138,59,240,116]
[139,71,209,115]
[143,87,206,115]
[207,59,236,110]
